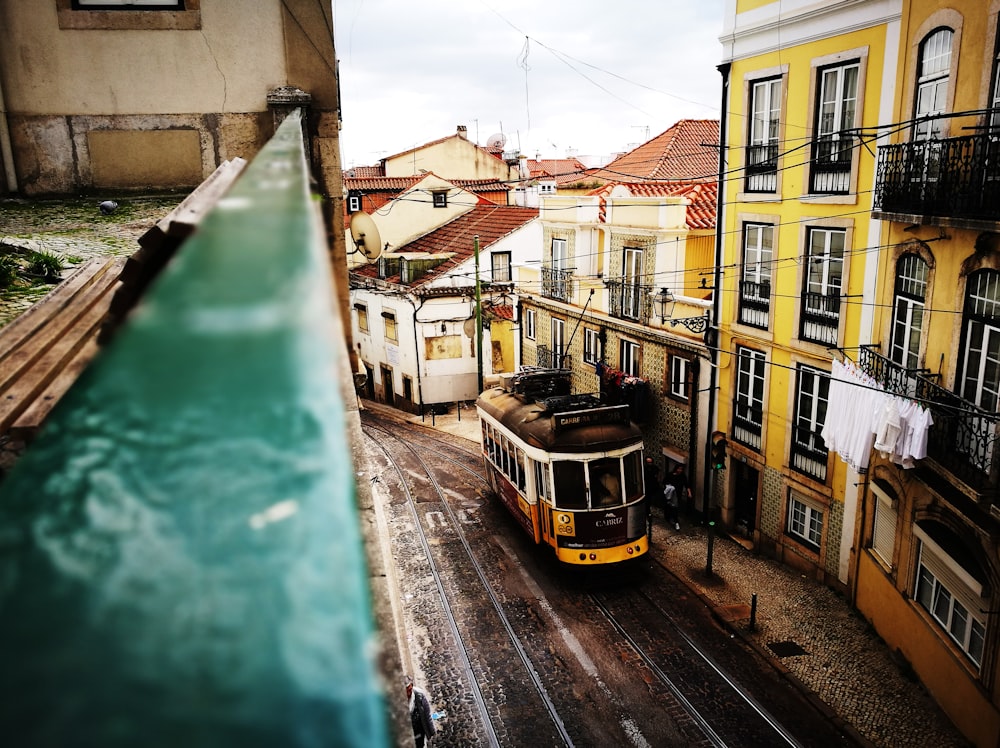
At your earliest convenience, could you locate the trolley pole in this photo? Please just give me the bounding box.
[474,234,483,395]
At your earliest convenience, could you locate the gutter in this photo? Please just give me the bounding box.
[0,59,18,193]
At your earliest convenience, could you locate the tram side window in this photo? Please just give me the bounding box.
[589,457,623,507]
[515,448,526,491]
[552,461,588,509]
[623,451,642,500]
[534,460,551,501]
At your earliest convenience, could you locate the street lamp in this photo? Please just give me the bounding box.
[653,287,711,334]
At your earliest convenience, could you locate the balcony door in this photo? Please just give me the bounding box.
[622,247,643,320]
[958,269,1000,473]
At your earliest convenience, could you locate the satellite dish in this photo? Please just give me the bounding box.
[486,132,506,149]
[463,317,476,338]
[350,211,383,261]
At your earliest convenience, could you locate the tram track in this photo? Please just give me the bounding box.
[362,414,574,747]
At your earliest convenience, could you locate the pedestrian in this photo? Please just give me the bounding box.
[405,675,436,747]
[665,464,691,530]
[663,481,680,529]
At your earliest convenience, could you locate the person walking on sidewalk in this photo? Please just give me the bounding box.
[665,464,691,529]
[405,675,437,747]
[663,481,680,530]
[644,457,661,502]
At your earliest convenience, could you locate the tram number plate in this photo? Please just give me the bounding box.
[555,511,575,537]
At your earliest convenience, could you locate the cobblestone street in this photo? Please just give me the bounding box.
[0,195,182,326]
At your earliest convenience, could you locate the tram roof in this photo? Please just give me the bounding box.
[476,386,643,453]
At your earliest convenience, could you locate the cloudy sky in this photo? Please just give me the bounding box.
[332,0,726,169]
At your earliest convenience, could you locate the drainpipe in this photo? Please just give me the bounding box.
[0,68,18,193]
[703,61,730,523]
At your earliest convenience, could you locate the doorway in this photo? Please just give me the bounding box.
[733,460,759,536]
[380,364,395,406]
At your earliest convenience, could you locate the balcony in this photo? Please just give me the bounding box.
[791,425,828,482]
[606,280,652,324]
[873,132,1000,227]
[857,346,999,499]
[732,402,763,451]
[536,344,570,370]
[745,144,778,193]
[738,280,771,329]
[800,292,840,345]
[810,137,853,194]
[541,266,574,303]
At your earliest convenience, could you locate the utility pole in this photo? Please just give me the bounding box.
[475,235,483,394]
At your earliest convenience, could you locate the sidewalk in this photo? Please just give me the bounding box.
[394,402,970,748]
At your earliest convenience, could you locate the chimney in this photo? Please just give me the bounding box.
[457,125,468,139]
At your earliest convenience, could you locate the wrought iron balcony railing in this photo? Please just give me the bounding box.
[873,132,1000,224]
[800,291,841,345]
[791,425,828,482]
[536,344,570,370]
[732,403,763,451]
[810,137,853,194]
[541,266,574,302]
[857,345,999,495]
[738,280,771,329]
[606,280,652,324]
[745,144,778,193]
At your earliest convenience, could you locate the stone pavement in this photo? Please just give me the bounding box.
[400,402,971,748]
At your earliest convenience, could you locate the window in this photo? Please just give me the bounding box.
[432,191,448,208]
[957,269,1000,473]
[914,28,953,141]
[524,308,536,340]
[746,77,781,192]
[583,328,602,365]
[543,238,571,301]
[734,346,765,450]
[914,525,987,667]
[61,0,198,29]
[73,0,182,6]
[800,228,844,345]
[621,248,644,319]
[787,493,824,551]
[739,223,774,328]
[870,482,897,568]
[889,253,929,372]
[347,193,362,213]
[382,310,398,343]
[491,252,511,283]
[791,364,829,482]
[620,340,640,377]
[991,24,1000,132]
[551,318,566,368]
[668,355,689,401]
[354,303,369,333]
[811,61,859,194]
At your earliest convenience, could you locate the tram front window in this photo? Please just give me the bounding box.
[622,451,642,500]
[589,457,623,507]
[552,461,587,509]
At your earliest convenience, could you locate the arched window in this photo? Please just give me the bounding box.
[914,28,953,140]
[889,253,929,371]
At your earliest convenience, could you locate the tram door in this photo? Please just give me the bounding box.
[733,461,759,537]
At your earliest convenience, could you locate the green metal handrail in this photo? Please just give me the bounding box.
[0,111,389,747]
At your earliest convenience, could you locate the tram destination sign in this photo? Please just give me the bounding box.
[553,405,631,432]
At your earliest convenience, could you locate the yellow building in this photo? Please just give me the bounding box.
[849,1,1000,744]
[716,0,901,587]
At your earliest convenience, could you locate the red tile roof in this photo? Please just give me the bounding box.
[590,119,719,183]
[587,181,717,230]
[344,165,385,178]
[527,158,590,186]
[351,205,538,289]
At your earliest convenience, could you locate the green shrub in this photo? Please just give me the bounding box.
[26,250,64,281]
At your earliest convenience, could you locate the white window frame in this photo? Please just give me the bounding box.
[740,223,774,328]
[791,363,829,482]
[622,247,644,319]
[551,238,567,271]
[620,339,640,377]
[786,492,824,550]
[355,303,369,333]
[734,346,766,450]
[583,328,602,365]
[668,355,689,401]
[913,524,987,667]
[889,253,928,371]
[432,191,448,208]
[915,28,953,140]
[551,317,566,368]
[491,251,511,283]
[747,77,781,192]
[524,308,536,340]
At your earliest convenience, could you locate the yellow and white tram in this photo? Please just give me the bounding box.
[475,369,650,566]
